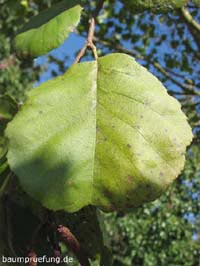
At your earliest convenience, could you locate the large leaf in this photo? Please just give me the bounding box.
[14,1,82,58]
[122,0,188,13]
[6,53,192,212]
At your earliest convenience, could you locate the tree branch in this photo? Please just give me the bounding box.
[178,7,200,53]
[181,7,200,32]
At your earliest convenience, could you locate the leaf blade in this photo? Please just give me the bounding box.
[14,2,82,58]
[6,61,97,212]
[6,53,193,212]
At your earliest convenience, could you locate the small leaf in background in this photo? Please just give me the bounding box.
[0,137,8,179]
[0,94,18,122]
[0,95,18,185]
[14,0,82,58]
[0,94,18,158]
[6,53,193,212]
[0,137,7,160]
[0,161,8,176]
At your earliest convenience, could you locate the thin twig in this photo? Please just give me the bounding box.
[181,7,200,32]
[178,8,200,53]
[28,250,37,266]
[74,0,105,63]
[74,18,98,63]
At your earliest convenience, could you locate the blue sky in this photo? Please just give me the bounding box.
[34,33,85,86]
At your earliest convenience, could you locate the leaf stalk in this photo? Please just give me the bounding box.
[74,18,98,63]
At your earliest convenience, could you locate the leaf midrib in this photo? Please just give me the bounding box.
[90,61,98,204]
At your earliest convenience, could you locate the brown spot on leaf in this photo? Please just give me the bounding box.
[66,180,73,186]
[159,172,164,177]
[127,144,132,148]
[127,175,134,183]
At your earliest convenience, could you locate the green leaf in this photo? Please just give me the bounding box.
[0,95,18,123]
[0,95,17,179]
[6,53,193,212]
[0,161,8,176]
[14,1,82,58]
[0,137,7,160]
[122,0,188,13]
[97,210,111,248]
